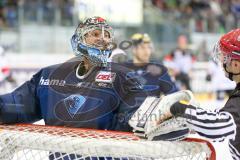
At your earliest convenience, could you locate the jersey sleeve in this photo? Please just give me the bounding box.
[184,107,236,141]
[148,62,178,95]
[158,68,178,94]
[111,69,145,132]
[0,70,42,124]
[171,102,236,141]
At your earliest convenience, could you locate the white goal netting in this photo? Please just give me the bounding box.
[0,124,215,160]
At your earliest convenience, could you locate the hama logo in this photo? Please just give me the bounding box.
[39,76,65,86]
[95,71,116,83]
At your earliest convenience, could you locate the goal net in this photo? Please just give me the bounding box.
[0,124,215,160]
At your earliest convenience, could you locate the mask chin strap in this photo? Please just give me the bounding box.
[223,63,240,80]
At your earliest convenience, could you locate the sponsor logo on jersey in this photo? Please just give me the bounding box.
[39,76,65,86]
[95,71,116,83]
[64,95,86,118]
[146,64,162,76]
[77,82,94,88]
[96,82,108,87]
[55,93,116,122]
[126,70,148,79]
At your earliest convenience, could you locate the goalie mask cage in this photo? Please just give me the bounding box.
[0,124,216,160]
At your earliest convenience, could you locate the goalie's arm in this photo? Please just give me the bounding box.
[0,71,42,124]
[170,101,236,141]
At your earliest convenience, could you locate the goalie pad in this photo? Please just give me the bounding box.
[128,90,196,140]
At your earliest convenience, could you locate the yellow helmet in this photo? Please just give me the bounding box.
[131,33,151,46]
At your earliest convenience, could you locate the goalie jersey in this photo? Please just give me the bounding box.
[0,59,144,132]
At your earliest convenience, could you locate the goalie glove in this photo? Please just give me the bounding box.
[128,90,196,139]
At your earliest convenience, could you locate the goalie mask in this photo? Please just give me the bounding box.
[213,29,240,80]
[71,16,114,67]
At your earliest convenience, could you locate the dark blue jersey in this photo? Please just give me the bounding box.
[123,61,178,97]
[0,59,144,132]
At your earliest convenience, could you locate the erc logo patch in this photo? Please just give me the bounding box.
[95,71,116,83]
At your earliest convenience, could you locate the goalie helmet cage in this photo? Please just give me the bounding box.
[0,124,216,160]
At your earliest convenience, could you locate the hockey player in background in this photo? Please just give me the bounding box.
[124,33,178,100]
[143,29,240,160]
[0,17,145,156]
[167,35,195,90]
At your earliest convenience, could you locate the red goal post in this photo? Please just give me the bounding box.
[0,124,216,160]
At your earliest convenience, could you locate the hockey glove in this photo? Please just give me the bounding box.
[128,90,195,140]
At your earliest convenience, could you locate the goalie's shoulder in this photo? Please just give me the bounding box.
[107,62,133,75]
[147,61,168,72]
[134,61,167,77]
[30,60,79,85]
